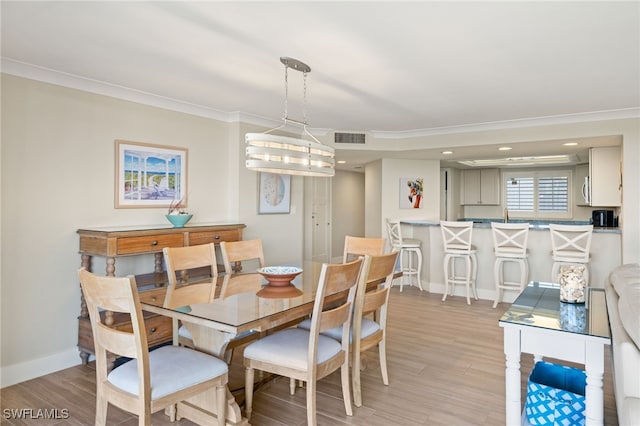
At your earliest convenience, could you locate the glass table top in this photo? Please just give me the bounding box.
[499,281,610,339]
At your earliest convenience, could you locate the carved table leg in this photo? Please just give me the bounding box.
[104,257,116,326]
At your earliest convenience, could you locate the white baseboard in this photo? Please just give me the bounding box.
[1,347,81,388]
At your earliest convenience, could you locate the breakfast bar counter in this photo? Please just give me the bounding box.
[399,220,621,303]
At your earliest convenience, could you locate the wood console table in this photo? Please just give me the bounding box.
[77,223,246,364]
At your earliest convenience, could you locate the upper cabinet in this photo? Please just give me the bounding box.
[589,146,622,207]
[461,168,500,205]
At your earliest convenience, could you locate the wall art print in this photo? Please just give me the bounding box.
[258,172,291,214]
[400,177,424,209]
[115,140,187,208]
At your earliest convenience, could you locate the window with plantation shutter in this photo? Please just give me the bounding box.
[504,170,571,218]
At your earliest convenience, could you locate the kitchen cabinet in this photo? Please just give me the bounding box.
[589,147,622,207]
[461,168,500,205]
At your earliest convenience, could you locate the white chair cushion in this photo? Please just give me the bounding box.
[297,318,380,342]
[108,346,228,399]
[243,328,342,371]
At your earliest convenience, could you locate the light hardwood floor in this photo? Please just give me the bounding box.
[1,287,618,425]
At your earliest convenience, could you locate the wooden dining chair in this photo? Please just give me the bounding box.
[243,258,364,426]
[219,239,265,274]
[78,268,228,426]
[343,235,386,262]
[298,252,399,407]
[219,239,266,360]
[162,243,218,347]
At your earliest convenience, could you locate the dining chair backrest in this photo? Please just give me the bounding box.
[220,239,265,274]
[491,222,529,258]
[350,251,398,406]
[357,251,399,320]
[441,220,474,252]
[162,243,218,309]
[343,235,386,263]
[549,224,593,262]
[310,258,364,338]
[78,268,228,426]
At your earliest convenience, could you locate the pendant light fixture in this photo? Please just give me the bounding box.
[245,57,335,177]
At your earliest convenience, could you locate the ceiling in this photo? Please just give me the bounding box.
[2,1,638,170]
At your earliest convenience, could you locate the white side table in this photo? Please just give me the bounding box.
[498,282,611,426]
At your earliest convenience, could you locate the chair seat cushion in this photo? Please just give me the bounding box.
[297,318,380,342]
[243,328,342,371]
[108,346,228,400]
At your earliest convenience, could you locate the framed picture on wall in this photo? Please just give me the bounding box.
[115,140,188,208]
[258,172,291,214]
[399,177,424,209]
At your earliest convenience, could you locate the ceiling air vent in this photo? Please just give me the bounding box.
[335,132,365,144]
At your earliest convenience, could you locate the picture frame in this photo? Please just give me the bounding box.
[399,177,424,209]
[115,140,188,209]
[258,172,291,214]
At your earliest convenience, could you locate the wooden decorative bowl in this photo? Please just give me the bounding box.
[256,266,303,298]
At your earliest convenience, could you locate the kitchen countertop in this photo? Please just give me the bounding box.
[401,219,621,233]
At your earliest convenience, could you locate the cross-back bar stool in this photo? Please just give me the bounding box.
[549,224,593,285]
[440,221,478,304]
[491,222,529,308]
[386,218,423,291]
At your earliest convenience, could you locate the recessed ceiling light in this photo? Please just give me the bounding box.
[337,160,346,164]
[442,151,453,155]
[563,142,579,146]
[498,147,512,151]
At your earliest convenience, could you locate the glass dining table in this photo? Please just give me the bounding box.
[141,262,398,425]
[141,263,324,425]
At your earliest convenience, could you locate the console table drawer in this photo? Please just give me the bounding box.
[117,234,184,255]
[138,287,167,305]
[189,230,241,245]
[114,313,173,346]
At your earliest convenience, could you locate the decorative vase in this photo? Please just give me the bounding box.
[558,265,587,303]
[165,214,193,228]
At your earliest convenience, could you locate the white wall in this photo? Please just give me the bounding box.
[0,75,305,387]
[380,158,441,239]
[331,170,365,261]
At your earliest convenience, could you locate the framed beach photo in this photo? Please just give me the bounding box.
[258,172,291,214]
[115,140,188,208]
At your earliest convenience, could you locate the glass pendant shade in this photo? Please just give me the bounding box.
[245,132,335,177]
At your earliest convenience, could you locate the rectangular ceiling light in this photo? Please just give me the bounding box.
[458,155,577,167]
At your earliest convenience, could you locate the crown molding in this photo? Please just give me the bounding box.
[369,108,640,139]
[4,57,638,139]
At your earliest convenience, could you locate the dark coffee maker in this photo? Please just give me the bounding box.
[592,210,615,227]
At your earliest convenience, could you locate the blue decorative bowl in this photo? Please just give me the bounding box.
[165,214,193,228]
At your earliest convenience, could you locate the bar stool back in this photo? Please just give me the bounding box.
[549,224,593,285]
[386,218,423,292]
[440,221,478,304]
[491,222,529,308]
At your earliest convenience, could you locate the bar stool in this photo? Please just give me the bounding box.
[549,224,593,285]
[491,222,529,308]
[440,221,478,304]
[386,218,423,291]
